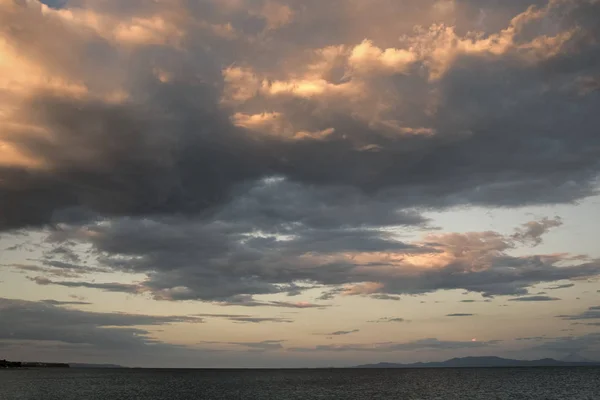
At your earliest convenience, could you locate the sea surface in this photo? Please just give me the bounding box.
[1,367,599,399]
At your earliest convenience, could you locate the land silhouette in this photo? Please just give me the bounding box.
[352,356,600,368]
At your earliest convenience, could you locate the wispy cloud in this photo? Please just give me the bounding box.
[201,340,286,352]
[557,306,600,320]
[317,329,360,336]
[289,338,501,353]
[509,296,561,302]
[29,276,142,294]
[0,298,202,350]
[545,283,575,290]
[368,317,407,323]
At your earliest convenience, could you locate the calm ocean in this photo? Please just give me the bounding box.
[1,367,598,399]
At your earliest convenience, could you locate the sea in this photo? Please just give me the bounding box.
[1,367,599,399]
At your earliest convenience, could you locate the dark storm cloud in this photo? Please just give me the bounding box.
[2,0,600,305]
[265,3,600,209]
[0,93,269,231]
[220,179,428,232]
[509,296,562,302]
[0,298,202,349]
[1,0,600,233]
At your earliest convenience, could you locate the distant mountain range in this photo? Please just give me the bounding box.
[69,363,127,368]
[352,356,600,369]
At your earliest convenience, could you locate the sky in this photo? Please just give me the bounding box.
[0,0,600,368]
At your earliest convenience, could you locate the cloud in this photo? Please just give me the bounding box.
[509,296,562,302]
[203,340,285,352]
[231,317,292,324]
[288,338,500,352]
[545,283,575,290]
[29,276,142,294]
[2,0,600,234]
[1,0,600,308]
[193,313,293,323]
[459,299,491,303]
[0,298,202,350]
[40,299,92,306]
[5,0,600,366]
[23,213,600,303]
[370,294,402,301]
[530,333,600,355]
[511,217,563,246]
[557,306,600,320]
[369,317,407,323]
[38,0,68,9]
[194,313,250,318]
[446,313,475,317]
[321,329,360,336]
[6,260,109,278]
[212,295,329,309]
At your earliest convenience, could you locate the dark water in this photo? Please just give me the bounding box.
[1,368,599,399]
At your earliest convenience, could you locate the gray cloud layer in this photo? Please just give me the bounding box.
[531,333,600,355]
[0,298,201,350]
[557,306,600,320]
[20,210,600,302]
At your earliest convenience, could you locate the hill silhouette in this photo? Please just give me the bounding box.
[352,356,600,368]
